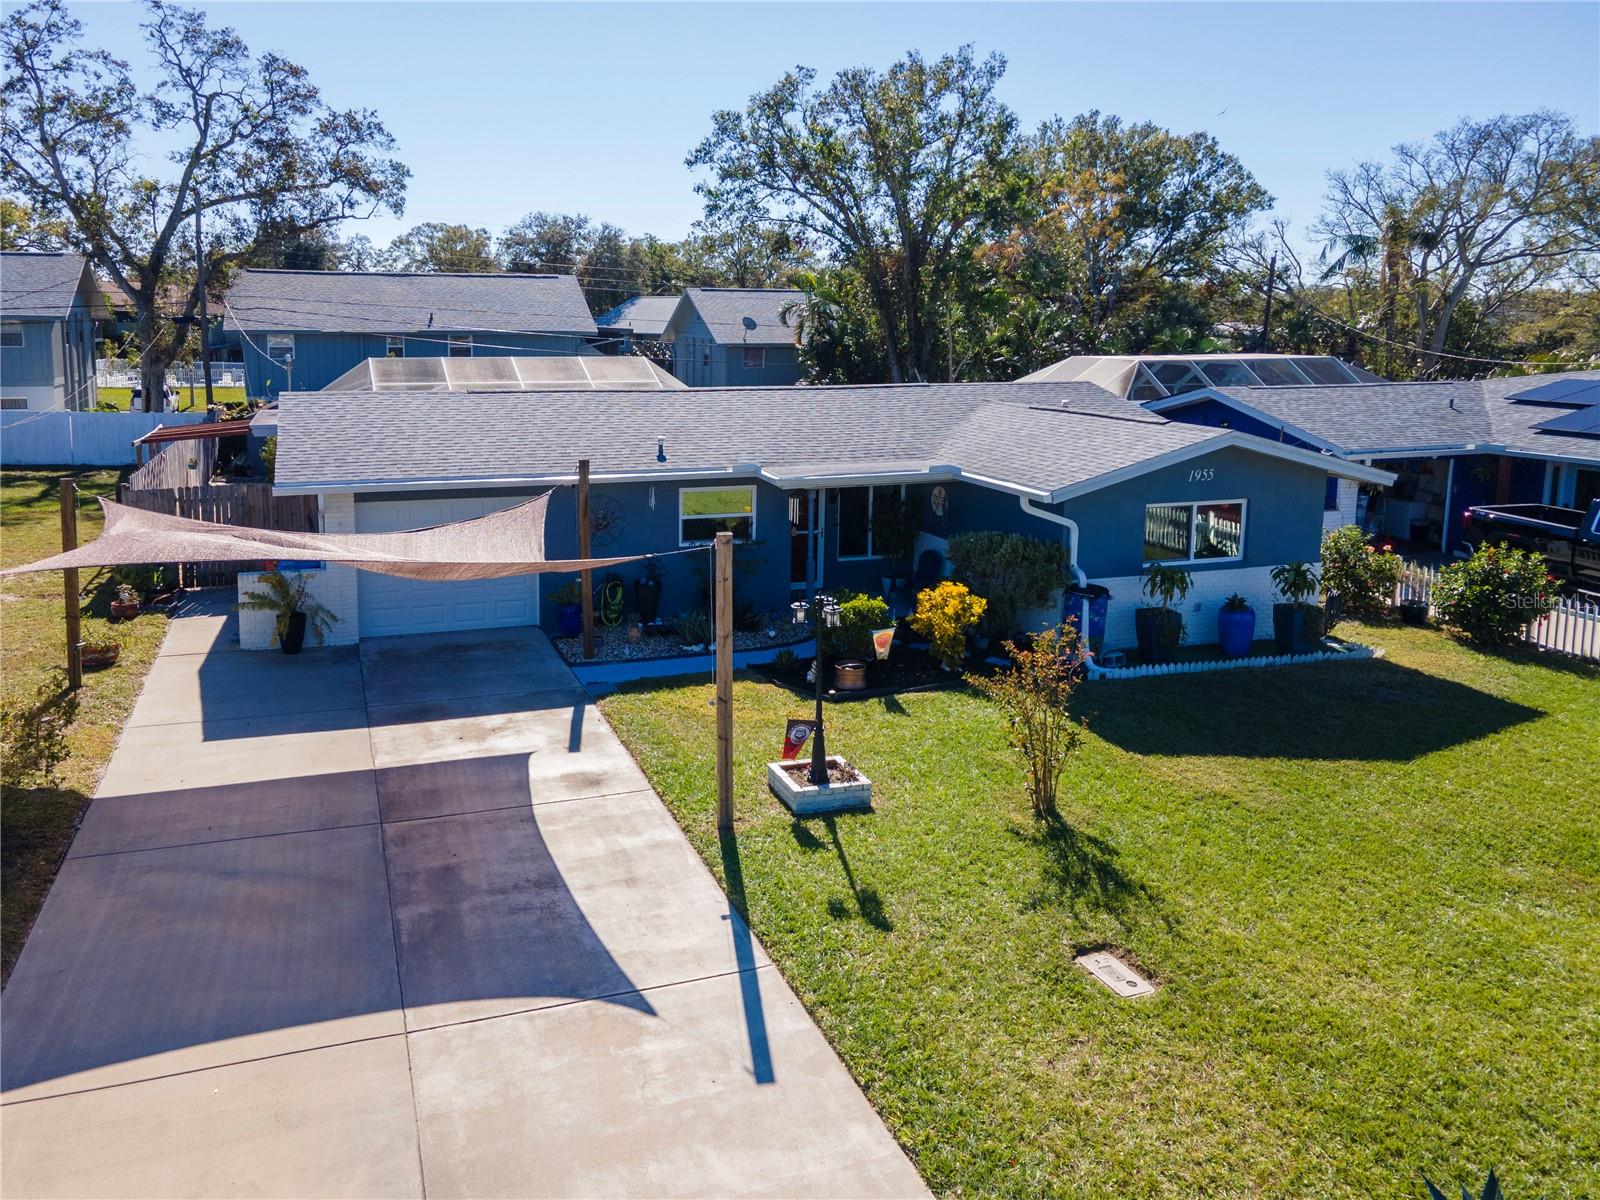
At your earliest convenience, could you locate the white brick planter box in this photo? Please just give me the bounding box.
[767,757,873,815]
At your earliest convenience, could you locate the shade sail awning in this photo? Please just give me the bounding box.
[2,493,643,581]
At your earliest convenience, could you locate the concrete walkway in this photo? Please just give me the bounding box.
[1,596,926,1199]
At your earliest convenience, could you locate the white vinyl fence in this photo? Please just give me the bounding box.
[1396,562,1600,663]
[0,410,209,467]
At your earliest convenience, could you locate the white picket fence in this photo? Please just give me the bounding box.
[1395,562,1600,662]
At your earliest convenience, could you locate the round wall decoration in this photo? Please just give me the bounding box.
[930,485,949,518]
[588,494,625,548]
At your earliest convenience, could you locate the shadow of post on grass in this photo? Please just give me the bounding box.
[790,815,893,932]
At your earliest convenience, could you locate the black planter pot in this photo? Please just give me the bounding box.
[281,610,308,655]
[1399,599,1429,626]
[1271,603,1325,655]
[634,578,662,624]
[1133,606,1183,664]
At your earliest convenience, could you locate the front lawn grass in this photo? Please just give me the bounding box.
[599,624,1599,1198]
[94,385,246,411]
[1,469,170,983]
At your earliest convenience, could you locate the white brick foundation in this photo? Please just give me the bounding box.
[1088,562,1321,651]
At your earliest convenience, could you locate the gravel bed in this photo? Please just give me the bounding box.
[554,624,809,665]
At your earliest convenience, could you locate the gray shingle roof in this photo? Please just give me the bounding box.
[1204,371,1600,464]
[1,251,103,320]
[273,379,1367,500]
[595,294,681,337]
[667,288,805,346]
[222,269,597,336]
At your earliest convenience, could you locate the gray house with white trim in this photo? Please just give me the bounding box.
[661,288,804,387]
[1,251,108,411]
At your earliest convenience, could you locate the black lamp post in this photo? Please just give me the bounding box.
[791,592,842,785]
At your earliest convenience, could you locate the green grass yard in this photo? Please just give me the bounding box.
[1,469,170,983]
[94,385,246,412]
[599,626,1600,1198]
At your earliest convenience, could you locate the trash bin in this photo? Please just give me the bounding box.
[1064,584,1111,654]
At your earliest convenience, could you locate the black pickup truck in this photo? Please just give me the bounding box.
[1464,499,1600,592]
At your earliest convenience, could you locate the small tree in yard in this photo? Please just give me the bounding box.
[1,671,79,790]
[1433,543,1558,647]
[1321,525,1403,618]
[965,624,1085,821]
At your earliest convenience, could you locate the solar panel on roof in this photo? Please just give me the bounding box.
[1509,378,1600,405]
[1534,406,1600,436]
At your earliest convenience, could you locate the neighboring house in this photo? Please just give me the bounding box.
[1130,368,1600,555]
[1,251,108,411]
[269,380,1389,649]
[594,294,681,354]
[321,355,685,391]
[223,269,599,398]
[661,288,804,387]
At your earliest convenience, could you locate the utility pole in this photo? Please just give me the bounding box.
[60,479,82,690]
[714,531,734,832]
[1259,253,1278,353]
[578,458,595,659]
[194,203,214,410]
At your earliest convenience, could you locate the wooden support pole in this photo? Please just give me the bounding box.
[578,458,595,659]
[61,478,83,690]
[714,531,734,832]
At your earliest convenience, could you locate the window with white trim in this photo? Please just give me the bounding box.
[837,484,904,559]
[680,485,756,544]
[266,334,294,365]
[448,334,472,358]
[386,336,405,358]
[1,323,24,348]
[741,346,765,369]
[1143,500,1245,564]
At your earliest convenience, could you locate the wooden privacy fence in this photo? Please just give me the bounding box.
[116,482,319,588]
[126,438,216,491]
[1395,561,1600,663]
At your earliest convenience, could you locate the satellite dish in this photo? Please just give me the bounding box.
[741,316,757,330]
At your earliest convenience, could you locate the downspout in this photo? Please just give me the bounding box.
[1019,495,1091,647]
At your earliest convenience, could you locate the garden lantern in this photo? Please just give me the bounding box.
[793,591,841,784]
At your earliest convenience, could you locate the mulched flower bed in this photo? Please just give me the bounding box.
[554,623,808,665]
[755,643,987,700]
[776,759,864,786]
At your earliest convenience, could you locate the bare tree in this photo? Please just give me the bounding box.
[2,0,407,407]
[1315,112,1600,376]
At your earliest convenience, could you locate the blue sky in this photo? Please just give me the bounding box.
[69,1,1600,256]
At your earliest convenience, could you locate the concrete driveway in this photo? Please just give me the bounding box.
[0,595,926,1199]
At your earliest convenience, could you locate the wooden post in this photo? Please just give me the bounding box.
[578,458,595,659]
[714,531,734,832]
[61,478,83,690]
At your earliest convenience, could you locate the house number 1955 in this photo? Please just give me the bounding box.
[1188,468,1216,482]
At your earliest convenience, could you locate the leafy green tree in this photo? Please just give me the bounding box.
[0,197,69,249]
[385,222,494,272]
[499,211,592,275]
[689,46,1020,382]
[2,0,407,407]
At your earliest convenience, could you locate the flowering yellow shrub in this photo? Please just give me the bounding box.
[910,580,987,669]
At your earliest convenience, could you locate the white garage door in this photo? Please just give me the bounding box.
[355,496,540,638]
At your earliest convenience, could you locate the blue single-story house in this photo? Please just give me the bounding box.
[595,294,681,355]
[268,379,1391,650]
[661,288,805,387]
[223,269,599,399]
[1,251,108,411]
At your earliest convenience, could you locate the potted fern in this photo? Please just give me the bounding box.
[1217,593,1255,658]
[1270,561,1324,654]
[1135,563,1191,664]
[239,570,337,655]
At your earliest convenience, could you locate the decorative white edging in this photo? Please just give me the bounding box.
[1086,642,1380,681]
[767,757,873,815]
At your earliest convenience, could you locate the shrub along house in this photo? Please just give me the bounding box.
[661,288,805,387]
[223,268,599,399]
[267,380,1389,651]
[0,250,108,411]
[1134,369,1600,555]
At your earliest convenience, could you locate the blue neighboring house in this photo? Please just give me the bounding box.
[1025,356,1600,556]
[594,294,681,355]
[1,251,108,411]
[661,288,805,387]
[223,268,599,398]
[269,379,1390,651]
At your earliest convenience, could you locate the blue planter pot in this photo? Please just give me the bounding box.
[557,602,583,637]
[1217,606,1255,658]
